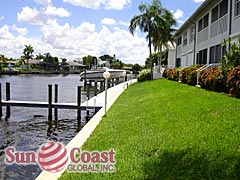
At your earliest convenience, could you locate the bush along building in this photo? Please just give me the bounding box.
[172,0,240,67]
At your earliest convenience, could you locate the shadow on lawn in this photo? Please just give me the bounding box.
[142,149,240,180]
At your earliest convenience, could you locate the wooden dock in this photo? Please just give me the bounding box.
[1,100,101,110]
[0,83,102,121]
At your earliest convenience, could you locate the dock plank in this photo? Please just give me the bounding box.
[1,100,101,110]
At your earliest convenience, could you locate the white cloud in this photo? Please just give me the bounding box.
[194,0,205,3]
[12,25,27,36]
[17,5,70,25]
[172,9,184,19]
[0,17,4,21]
[105,0,131,10]
[62,0,131,10]
[0,25,14,39]
[101,18,116,25]
[17,6,47,25]
[45,6,70,17]
[0,20,148,64]
[33,0,52,6]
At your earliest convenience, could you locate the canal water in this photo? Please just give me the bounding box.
[0,74,98,180]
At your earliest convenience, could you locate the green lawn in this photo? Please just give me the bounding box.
[60,79,240,180]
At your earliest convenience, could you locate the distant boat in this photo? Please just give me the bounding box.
[80,67,126,81]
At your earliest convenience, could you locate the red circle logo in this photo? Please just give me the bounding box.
[38,142,68,173]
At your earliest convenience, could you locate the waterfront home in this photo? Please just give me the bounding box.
[66,61,86,73]
[171,0,240,67]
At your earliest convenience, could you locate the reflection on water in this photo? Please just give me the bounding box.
[0,74,100,180]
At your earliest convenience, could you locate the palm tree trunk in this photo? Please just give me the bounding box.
[148,25,153,80]
[157,45,162,73]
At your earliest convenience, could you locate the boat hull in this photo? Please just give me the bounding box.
[80,69,125,81]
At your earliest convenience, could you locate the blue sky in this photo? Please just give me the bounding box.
[0,0,205,65]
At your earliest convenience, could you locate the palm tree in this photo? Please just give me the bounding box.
[22,45,34,70]
[129,0,175,78]
[151,9,177,71]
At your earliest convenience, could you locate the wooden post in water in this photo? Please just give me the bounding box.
[112,78,114,87]
[84,70,87,86]
[94,81,97,96]
[54,84,58,120]
[87,85,90,99]
[116,77,119,85]
[6,82,10,118]
[0,83,2,117]
[48,84,52,121]
[101,81,104,92]
[77,86,81,122]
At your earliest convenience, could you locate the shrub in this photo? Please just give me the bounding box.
[227,66,240,98]
[199,67,226,92]
[179,65,200,86]
[137,69,151,82]
[163,68,179,81]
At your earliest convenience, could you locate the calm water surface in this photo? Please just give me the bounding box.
[0,74,98,180]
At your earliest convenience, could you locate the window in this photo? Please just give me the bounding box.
[235,0,240,16]
[220,0,228,17]
[189,26,195,42]
[176,58,181,67]
[197,49,207,65]
[177,36,182,46]
[209,44,226,64]
[212,5,219,23]
[198,13,209,32]
[183,32,187,45]
[203,14,209,28]
[198,19,203,32]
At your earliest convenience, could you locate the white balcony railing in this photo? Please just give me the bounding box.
[210,14,228,38]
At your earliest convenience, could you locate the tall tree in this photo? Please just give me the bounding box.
[129,0,165,79]
[151,9,176,70]
[22,45,34,70]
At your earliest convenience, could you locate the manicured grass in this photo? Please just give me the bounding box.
[60,79,240,179]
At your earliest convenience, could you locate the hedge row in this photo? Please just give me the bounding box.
[163,66,240,98]
[163,65,200,86]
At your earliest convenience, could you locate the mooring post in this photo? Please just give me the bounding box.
[0,83,2,117]
[84,70,87,86]
[6,82,10,118]
[112,78,114,87]
[94,81,97,96]
[54,84,58,120]
[94,98,96,114]
[87,85,90,99]
[48,84,52,121]
[116,77,119,85]
[101,81,104,92]
[77,86,81,122]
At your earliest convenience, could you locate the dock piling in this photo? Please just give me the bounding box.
[48,84,52,121]
[87,85,90,99]
[0,83,2,117]
[54,84,58,119]
[6,82,10,118]
[94,81,97,96]
[77,86,81,122]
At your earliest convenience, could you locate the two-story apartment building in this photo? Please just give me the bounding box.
[173,0,240,67]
